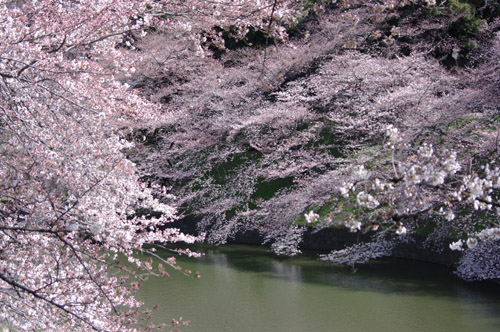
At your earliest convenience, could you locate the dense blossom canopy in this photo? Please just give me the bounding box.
[2,0,500,330]
[126,0,500,281]
[0,0,312,331]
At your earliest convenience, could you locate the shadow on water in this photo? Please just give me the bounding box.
[137,243,500,332]
[154,243,500,300]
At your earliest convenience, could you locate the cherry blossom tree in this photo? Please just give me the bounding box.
[319,124,500,268]
[6,2,498,330]
[126,0,500,281]
[0,0,315,331]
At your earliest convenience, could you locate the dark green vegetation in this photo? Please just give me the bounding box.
[360,0,499,67]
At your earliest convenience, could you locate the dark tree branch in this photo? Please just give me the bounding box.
[0,272,105,332]
[54,233,120,315]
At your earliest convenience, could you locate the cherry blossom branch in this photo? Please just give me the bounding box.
[0,226,68,233]
[54,233,120,315]
[0,272,105,332]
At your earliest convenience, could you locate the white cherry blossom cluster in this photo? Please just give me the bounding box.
[379,126,500,261]
[395,224,407,235]
[449,239,464,251]
[449,238,478,251]
[417,143,434,159]
[437,207,456,221]
[477,227,500,241]
[320,239,395,266]
[455,175,495,210]
[339,182,354,197]
[353,165,371,180]
[345,219,362,232]
[356,191,380,209]
[304,210,320,224]
[385,124,401,149]
[372,178,393,191]
[402,145,460,187]
[442,150,461,175]
[334,124,500,248]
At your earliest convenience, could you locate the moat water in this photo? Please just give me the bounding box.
[136,244,500,332]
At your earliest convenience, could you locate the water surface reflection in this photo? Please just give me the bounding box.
[136,244,500,332]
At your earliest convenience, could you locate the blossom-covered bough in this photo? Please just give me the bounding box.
[318,124,500,280]
[119,0,500,281]
[0,0,315,331]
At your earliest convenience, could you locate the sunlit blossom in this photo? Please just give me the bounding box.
[386,124,401,148]
[395,225,407,235]
[339,182,353,197]
[418,143,434,159]
[305,210,320,224]
[353,165,371,180]
[356,191,379,209]
[445,209,455,221]
[449,240,464,251]
[345,220,362,232]
[466,238,478,249]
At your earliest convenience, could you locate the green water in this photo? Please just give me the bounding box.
[136,244,500,332]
